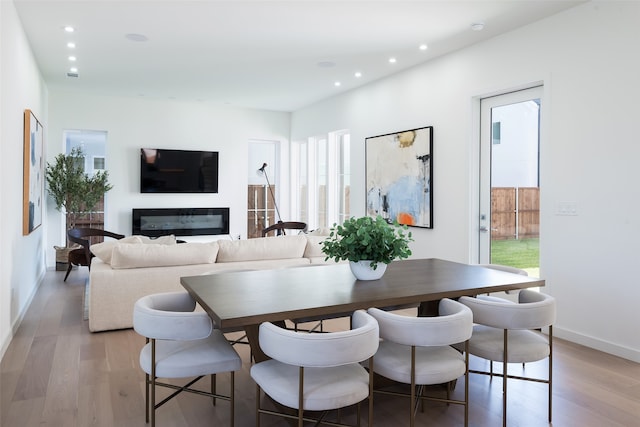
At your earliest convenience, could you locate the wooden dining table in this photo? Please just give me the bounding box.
[180,258,544,362]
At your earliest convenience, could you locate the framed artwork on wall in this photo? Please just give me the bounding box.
[23,109,44,235]
[366,126,433,228]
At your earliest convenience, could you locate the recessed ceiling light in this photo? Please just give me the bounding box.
[389,57,397,64]
[334,81,341,87]
[67,42,76,49]
[70,67,78,73]
[419,44,428,51]
[354,72,362,78]
[68,56,77,61]
[125,33,148,42]
[471,22,485,31]
[64,26,75,33]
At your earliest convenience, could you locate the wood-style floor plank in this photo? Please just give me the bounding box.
[11,335,57,401]
[1,268,639,426]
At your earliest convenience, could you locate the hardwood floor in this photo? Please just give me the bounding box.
[1,269,639,426]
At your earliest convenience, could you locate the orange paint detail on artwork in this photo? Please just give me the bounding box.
[397,212,415,225]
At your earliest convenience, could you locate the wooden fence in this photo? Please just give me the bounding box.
[491,187,539,240]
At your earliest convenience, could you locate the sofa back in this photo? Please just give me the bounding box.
[91,233,329,269]
[217,235,307,262]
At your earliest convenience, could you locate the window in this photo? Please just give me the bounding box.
[316,136,328,227]
[291,130,350,230]
[492,121,501,145]
[290,141,308,225]
[93,156,105,171]
[338,133,351,224]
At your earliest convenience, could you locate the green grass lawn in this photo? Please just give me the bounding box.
[491,238,539,269]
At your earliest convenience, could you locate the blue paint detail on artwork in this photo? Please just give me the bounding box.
[386,175,422,222]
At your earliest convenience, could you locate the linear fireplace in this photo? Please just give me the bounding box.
[132,208,230,237]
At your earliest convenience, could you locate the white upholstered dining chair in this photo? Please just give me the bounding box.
[367,299,473,427]
[250,309,379,427]
[133,291,242,427]
[458,289,556,427]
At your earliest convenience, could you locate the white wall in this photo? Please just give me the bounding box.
[46,90,291,264]
[0,1,49,358]
[291,1,640,362]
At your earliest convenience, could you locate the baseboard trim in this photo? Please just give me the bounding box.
[0,269,46,361]
[555,326,640,363]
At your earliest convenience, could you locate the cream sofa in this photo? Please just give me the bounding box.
[88,234,332,332]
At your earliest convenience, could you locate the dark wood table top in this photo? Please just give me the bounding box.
[180,258,544,330]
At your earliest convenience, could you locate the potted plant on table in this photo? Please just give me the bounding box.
[45,147,113,268]
[321,215,413,280]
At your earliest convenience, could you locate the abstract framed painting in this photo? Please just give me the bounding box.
[23,109,44,235]
[366,126,433,228]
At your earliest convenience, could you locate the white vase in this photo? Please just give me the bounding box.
[349,261,387,281]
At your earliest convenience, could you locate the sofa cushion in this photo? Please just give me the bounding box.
[138,234,177,245]
[111,242,219,269]
[217,235,307,263]
[91,236,142,264]
[91,234,177,265]
[304,235,328,259]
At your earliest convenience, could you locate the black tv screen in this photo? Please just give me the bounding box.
[140,148,219,193]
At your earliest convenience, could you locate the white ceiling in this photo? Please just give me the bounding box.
[14,0,585,112]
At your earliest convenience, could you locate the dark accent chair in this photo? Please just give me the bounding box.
[261,221,307,237]
[64,227,125,281]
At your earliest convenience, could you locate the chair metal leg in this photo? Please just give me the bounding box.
[549,325,553,423]
[368,356,374,427]
[410,346,416,427]
[151,339,156,427]
[503,330,508,427]
[144,336,150,423]
[211,373,217,406]
[464,340,469,427]
[145,372,150,423]
[255,384,261,427]
[298,366,304,427]
[230,371,235,427]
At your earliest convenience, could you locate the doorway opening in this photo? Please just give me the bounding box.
[64,129,108,233]
[247,140,280,239]
[479,87,542,277]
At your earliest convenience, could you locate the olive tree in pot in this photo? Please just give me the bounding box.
[321,215,413,280]
[45,147,113,267]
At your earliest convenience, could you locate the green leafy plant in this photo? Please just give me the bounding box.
[45,147,113,245]
[322,215,413,269]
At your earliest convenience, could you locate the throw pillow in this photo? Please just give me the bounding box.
[303,235,328,259]
[137,234,177,245]
[216,235,307,262]
[90,236,142,264]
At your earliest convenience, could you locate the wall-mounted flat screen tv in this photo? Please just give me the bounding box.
[140,148,219,193]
